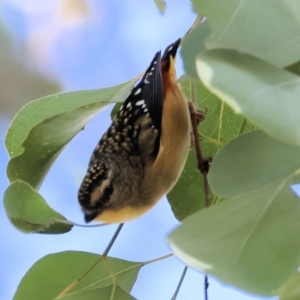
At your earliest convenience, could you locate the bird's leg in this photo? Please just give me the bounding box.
[188,101,212,175]
[188,101,206,147]
[188,101,206,125]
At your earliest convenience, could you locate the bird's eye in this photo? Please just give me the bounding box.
[103,184,114,202]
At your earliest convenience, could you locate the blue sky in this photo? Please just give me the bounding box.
[0,1,278,299]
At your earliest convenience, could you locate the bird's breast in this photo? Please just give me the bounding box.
[144,83,191,200]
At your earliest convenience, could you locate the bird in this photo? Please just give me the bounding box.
[78,38,193,223]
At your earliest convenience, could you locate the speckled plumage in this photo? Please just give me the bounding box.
[78,39,191,223]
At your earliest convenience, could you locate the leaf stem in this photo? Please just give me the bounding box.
[171,265,188,300]
[55,255,105,298]
[144,253,173,265]
[102,223,124,297]
[103,223,124,257]
[53,218,109,228]
[204,275,209,300]
[55,223,123,298]
[103,258,117,300]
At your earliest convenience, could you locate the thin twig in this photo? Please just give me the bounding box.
[204,275,209,300]
[52,218,109,228]
[103,223,124,257]
[171,266,188,300]
[144,253,174,265]
[102,223,124,299]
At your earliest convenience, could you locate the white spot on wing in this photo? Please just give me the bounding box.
[126,102,132,108]
[169,46,173,51]
[134,88,141,95]
[136,100,145,106]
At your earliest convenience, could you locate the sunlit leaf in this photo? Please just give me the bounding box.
[277,272,300,300]
[153,0,166,14]
[197,49,300,146]
[5,80,135,189]
[181,21,210,80]
[168,180,300,296]
[110,102,123,120]
[192,0,300,67]
[167,76,255,220]
[169,131,300,295]
[208,131,300,197]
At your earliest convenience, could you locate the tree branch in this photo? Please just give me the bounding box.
[189,80,212,299]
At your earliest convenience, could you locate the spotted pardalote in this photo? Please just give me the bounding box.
[78,38,192,223]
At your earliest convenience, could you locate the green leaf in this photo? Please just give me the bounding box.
[168,180,300,296]
[13,251,141,300]
[110,102,123,120]
[286,61,300,76]
[192,0,300,67]
[3,181,72,234]
[196,49,300,146]
[5,80,135,189]
[167,76,255,220]
[277,272,300,300]
[153,0,166,14]
[59,285,135,300]
[181,21,210,80]
[208,131,300,197]
[179,76,256,163]
[168,148,205,221]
